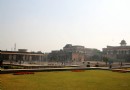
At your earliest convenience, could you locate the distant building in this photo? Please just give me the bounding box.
[48,45,85,64]
[18,49,28,52]
[48,44,101,64]
[0,49,45,64]
[0,44,101,65]
[84,48,101,61]
[103,40,130,62]
[63,44,85,53]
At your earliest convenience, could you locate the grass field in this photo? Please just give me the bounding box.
[0,70,130,90]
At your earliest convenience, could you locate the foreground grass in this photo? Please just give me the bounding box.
[0,70,130,90]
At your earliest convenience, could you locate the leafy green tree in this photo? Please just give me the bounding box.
[102,57,109,66]
[91,55,100,61]
[0,53,3,67]
[125,55,130,62]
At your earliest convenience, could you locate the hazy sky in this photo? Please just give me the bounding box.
[0,0,130,52]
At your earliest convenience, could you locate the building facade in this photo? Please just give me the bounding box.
[48,44,101,65]
[0,49,45,64]
[0,44,101,65]
[103,40,130,62]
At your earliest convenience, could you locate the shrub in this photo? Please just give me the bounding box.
[86,65,90,67]
[13,72,34,75]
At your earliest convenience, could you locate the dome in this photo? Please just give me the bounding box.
[120,40,127,46]
[120,40,126,44]
[64,44,72,48]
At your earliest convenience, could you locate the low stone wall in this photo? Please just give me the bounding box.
[1,64,64,69]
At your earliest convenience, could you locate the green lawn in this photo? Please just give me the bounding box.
[0,70,130,90]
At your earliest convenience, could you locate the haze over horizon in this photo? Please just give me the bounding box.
[0,0,130,52]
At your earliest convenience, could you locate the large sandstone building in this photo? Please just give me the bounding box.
[48,44,101,64]
[103,40,130,62]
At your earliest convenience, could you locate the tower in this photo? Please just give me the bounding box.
[14,43,16,51]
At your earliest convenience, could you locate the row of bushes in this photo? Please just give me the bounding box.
[13,72,34,75]
[71,70,85,72]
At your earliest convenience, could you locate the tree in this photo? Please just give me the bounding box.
[0,53,3,67]
[125,55,130,62]
[102,57,109,66]
[91,49,102,61]
[91,55,100,61]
